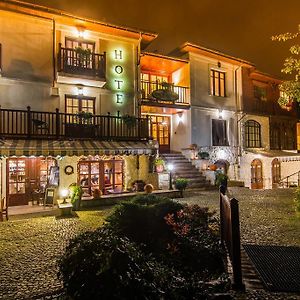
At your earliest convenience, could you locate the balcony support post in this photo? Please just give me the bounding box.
[55,108,60,139]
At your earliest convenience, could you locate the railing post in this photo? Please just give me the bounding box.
[55,108,60,138]
[219,186,226,243]
[27,106,32,138]
[230,198,245,291]
[298,172,300,187]
[107,112,110,140]
[147,115,152,140]
[58,43,62,72]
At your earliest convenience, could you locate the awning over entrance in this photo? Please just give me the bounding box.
[0,139,155,157]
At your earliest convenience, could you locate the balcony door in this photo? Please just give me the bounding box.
[151,115,170,153]
[251,159,263,189]
[65,37,95,70]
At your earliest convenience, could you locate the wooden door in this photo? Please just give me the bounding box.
[7,158,27,206]
[151,115,170,153]
[251,159,263,189]
[272,158,281,188]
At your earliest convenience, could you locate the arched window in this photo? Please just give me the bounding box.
[245,120,261,148]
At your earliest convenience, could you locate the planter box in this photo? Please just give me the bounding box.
[65,123,95,138]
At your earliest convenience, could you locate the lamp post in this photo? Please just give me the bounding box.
[167,163,174,190]
[61,188,69,204]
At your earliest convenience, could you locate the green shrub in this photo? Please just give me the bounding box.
[198,151,210,159]
[175,178,189,197]
[106,194,183,254]
[59,227,229,300]
[215,172,228,187]
[59,195,230,299]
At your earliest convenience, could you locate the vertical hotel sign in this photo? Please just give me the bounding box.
[114,49,124,104]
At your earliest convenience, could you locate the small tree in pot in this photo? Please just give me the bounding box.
[175,178,189,197]
[69,184,83,211]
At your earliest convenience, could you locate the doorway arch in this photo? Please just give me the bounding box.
[251,159,263,189]
[272,158,281,188]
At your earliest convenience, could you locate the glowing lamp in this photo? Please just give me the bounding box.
[61,189,69,204]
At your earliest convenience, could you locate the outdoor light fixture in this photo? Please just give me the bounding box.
[61,189,69,204]
[218,109,224,119]
[177,111,184,121]
[167,163,174,190]
[77,86,85,96]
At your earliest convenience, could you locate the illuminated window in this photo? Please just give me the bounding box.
[210,70,226,97]
[65,95,95,114]
[78,159,123,196]
[245,120,261,148]
[212,119,228,146]
[65,37,95,51]
[254,85,267,101]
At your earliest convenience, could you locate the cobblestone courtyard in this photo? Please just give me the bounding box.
[0,188,299,299]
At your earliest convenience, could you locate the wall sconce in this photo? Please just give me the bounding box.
[75,26,87,39]
[77,85,86,96]
[218,109,224,119]
[177,111,184,121]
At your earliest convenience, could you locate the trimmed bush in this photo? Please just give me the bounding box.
[59,195,230,299]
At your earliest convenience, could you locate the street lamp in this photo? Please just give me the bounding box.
[167,163,174,190]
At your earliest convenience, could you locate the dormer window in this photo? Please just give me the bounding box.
[210,70,226,97]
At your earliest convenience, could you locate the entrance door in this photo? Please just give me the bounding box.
[151,115,170,153]
[272,158,281,188]
[7,158,27,206]
[251,159,263,189]
[7,158,55,206]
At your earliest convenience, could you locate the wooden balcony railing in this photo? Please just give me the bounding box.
[0,107,150,141]
[141,80,190,105]
[58,44,106,79]
[243,98,297,117]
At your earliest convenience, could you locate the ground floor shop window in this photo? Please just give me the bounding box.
[78,158,124,196]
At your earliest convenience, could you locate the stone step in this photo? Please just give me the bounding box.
[161,153,212,190]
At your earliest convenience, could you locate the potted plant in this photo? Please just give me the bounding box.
[198,151,210,160]
[175,178,189,197]
[154,158,165,173]
[69,184,83,211]
[75,46,92,66]
[215,172,228,190]
[76,111,93,125]
[122,114,137,128]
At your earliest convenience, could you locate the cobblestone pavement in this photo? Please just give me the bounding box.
[0,188,299,299]
[0,208,111,300]
[180,187,300,300]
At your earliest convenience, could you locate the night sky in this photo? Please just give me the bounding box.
[23,0,300,79]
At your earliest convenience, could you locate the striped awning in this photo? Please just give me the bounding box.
[0,139,155,157]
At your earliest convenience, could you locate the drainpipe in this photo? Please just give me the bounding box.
[135,33,142,117]
[234,65,242,180]
[52,18,56,87]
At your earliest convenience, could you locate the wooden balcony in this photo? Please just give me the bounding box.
[243,98,298,118]
[141,80,190,107]
[0,107,150,141]
[58,44,106,79]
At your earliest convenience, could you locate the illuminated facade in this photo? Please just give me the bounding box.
[139,52,191,153]
[0,0,157,206]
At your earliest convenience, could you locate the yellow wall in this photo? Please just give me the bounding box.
[0,10,53,82]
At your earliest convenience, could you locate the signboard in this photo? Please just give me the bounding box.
[44,188,55,206]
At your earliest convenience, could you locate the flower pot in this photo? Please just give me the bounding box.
[156,165,164,173]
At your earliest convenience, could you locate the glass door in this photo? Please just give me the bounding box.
[7,158,27,206]
[151,115,170,153]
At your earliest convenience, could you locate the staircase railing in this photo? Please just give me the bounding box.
[278,170,300,188]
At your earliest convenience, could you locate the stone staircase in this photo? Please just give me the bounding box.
[161,153,212,189]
